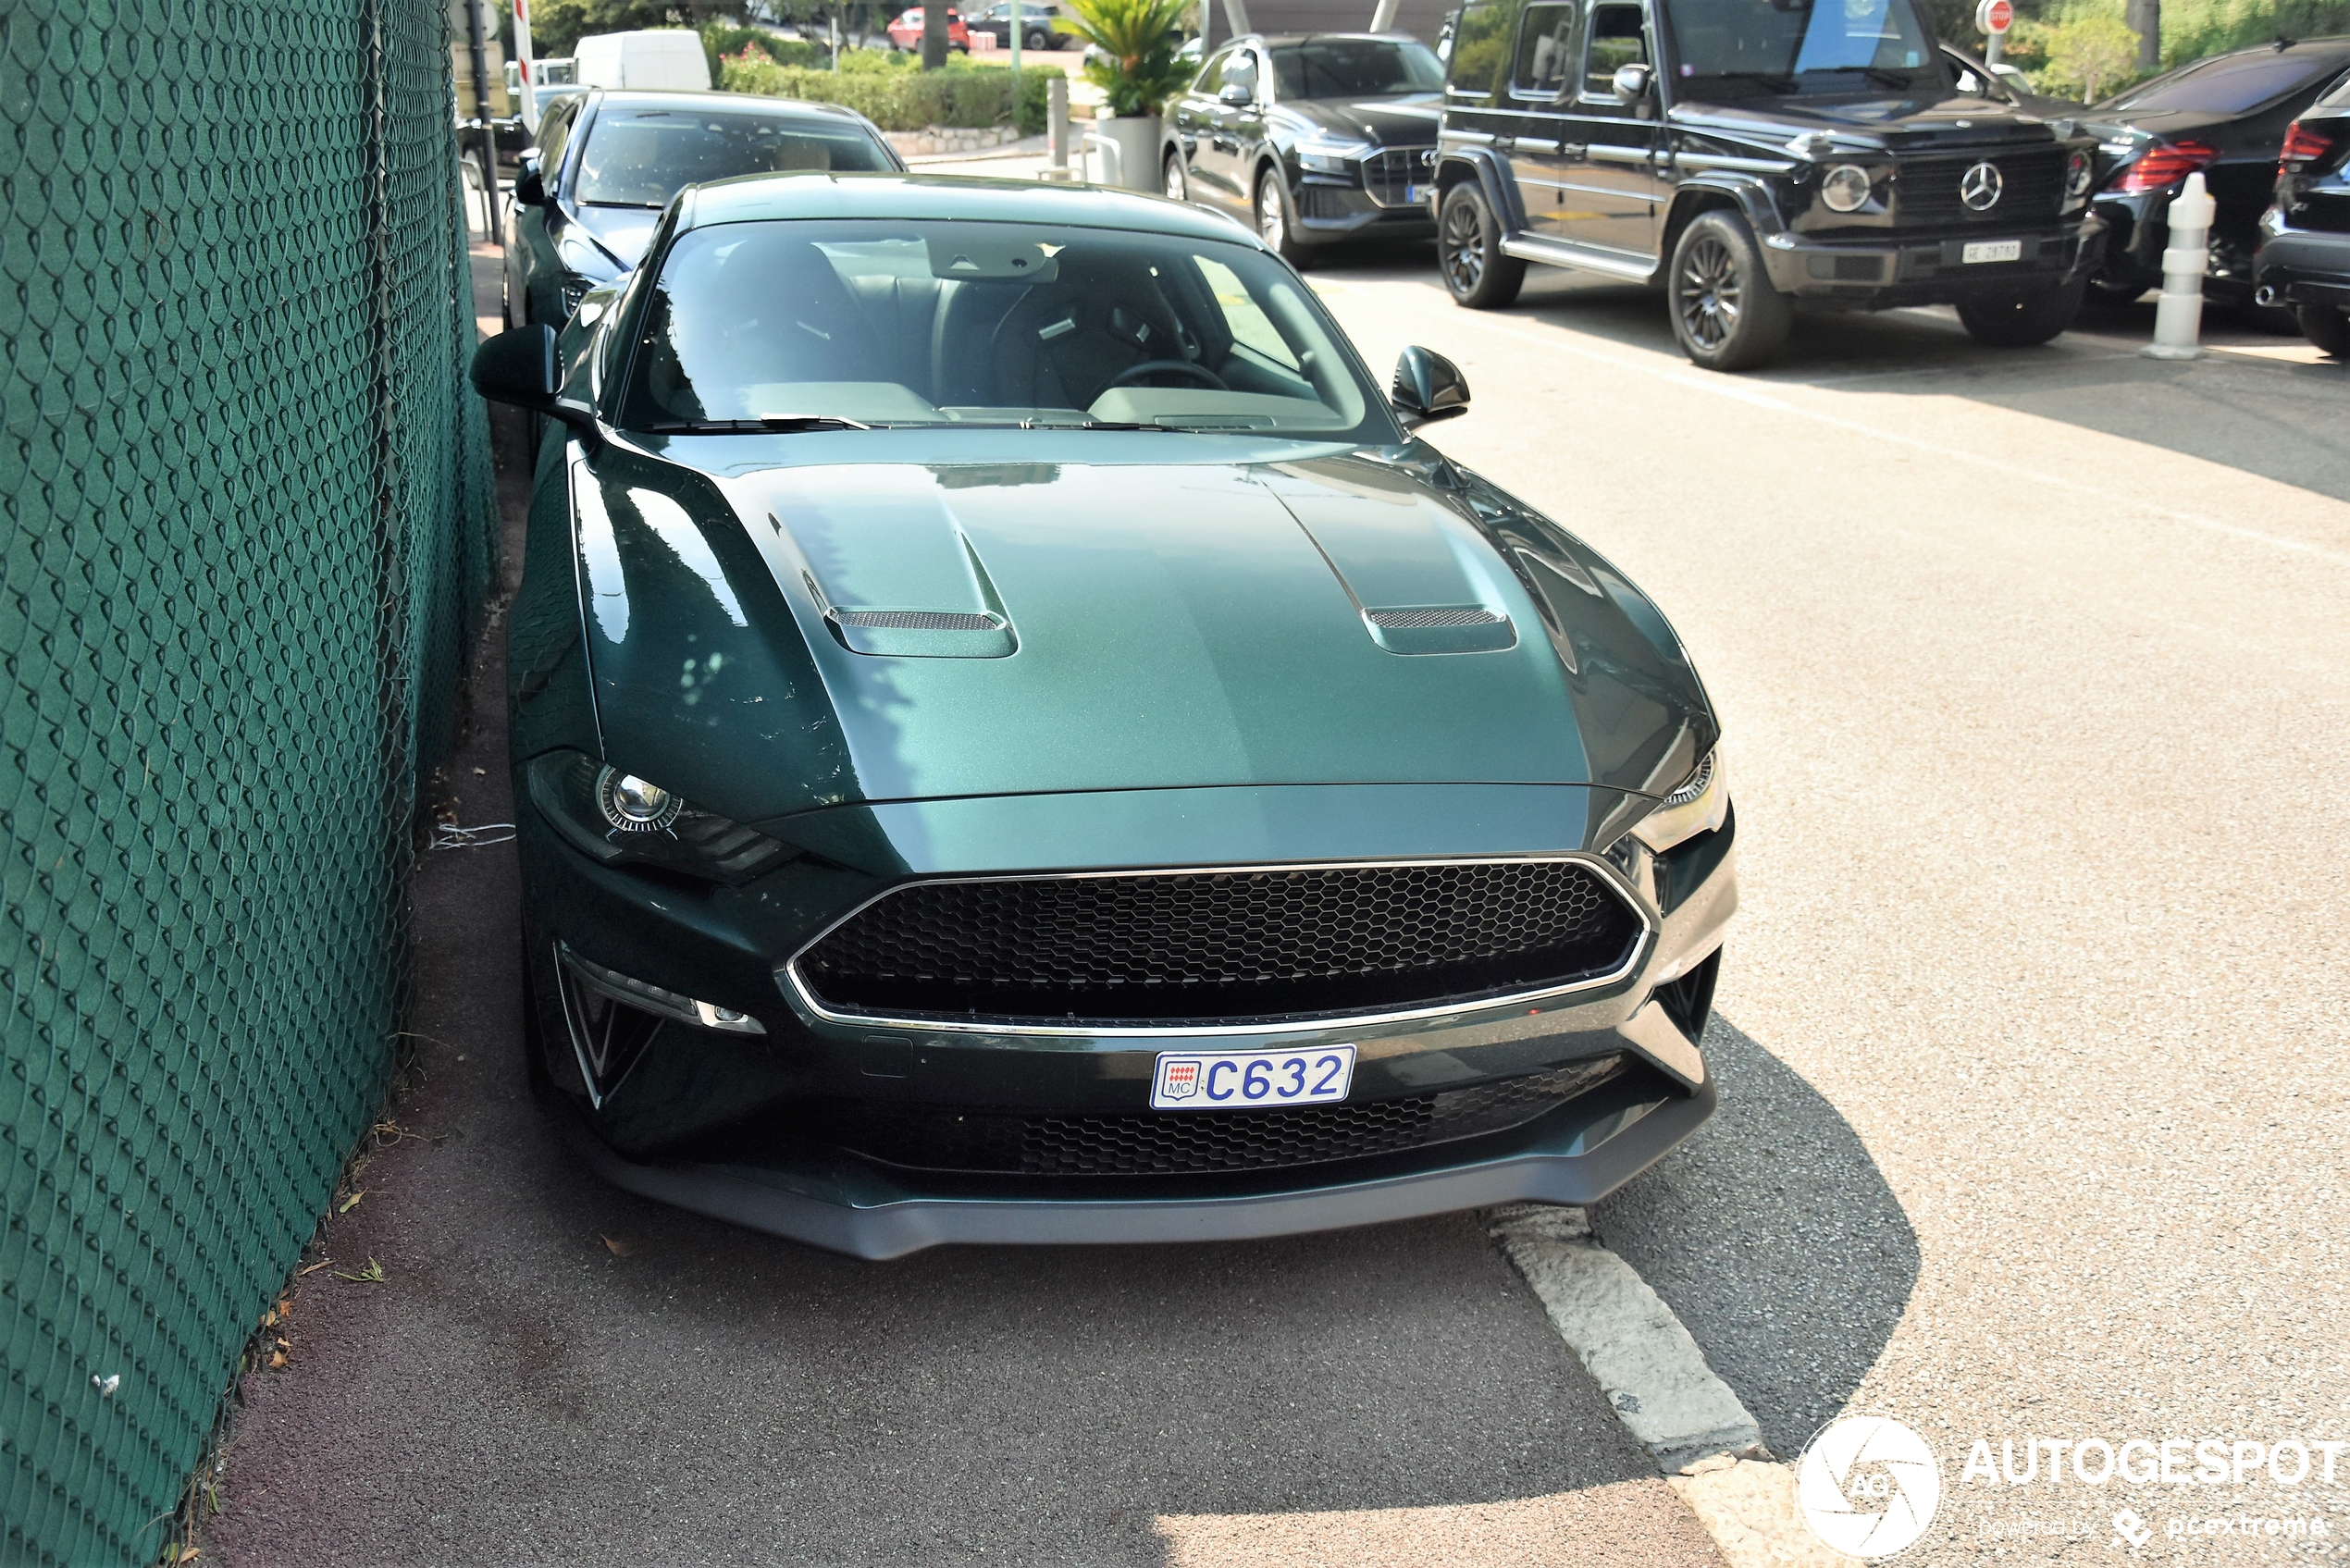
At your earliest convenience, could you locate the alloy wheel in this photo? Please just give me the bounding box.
[1165,156,1186,202]
[1676,236,1741,350]
[1257,177,1286,253]
[1441,198,1484,293]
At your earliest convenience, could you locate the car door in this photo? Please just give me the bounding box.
[1213,48,1270,205]
[1172,48,1239,203]
[1554,0,1663,258]
[1503,3,1581,237]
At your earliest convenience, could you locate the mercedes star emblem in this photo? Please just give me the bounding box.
[1960,161,2004,211]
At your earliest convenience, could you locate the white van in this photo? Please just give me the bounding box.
[571,31,711,91]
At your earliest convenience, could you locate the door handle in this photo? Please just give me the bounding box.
[1558,142,1587,157]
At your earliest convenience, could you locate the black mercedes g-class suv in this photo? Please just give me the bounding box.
[1431,0,2106,369]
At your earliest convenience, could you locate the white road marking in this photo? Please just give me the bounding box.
[1486,1203,1856,1567]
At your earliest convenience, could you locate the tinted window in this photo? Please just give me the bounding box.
[2101,52,2342,114]
[1513,5,1579,94]
[1268,38,1444,97]
[1667,0,1935,83]
[620,219,1386,438]
[1194,45,1235,93]
[1584,4,1649,96]
[575,109,895,208]
[1223,50,1261,98]
[539,101,578,177]
[1447,0,1532,103]
[2320,67,2350,107]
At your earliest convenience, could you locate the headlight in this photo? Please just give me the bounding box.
[1297,138,1373,174]
[1631,747,1728,853]
[526,750,797,884]
[1820,165,1874,213]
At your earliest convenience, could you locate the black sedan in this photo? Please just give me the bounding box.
[1162,32,1445,265]
[502,89,903,330]
[2255,68,2350,355]
[2078,36,2350,315]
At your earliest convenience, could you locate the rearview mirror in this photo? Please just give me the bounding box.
[1391,345,1469,429]
[1218,81,1254,106]
[1612,63,1653,102]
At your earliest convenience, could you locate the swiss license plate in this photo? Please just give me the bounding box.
[1152,1045,1356,1110]
[1962,240,2023,265]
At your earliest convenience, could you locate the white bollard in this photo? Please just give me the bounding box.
[2144,170,2216,361]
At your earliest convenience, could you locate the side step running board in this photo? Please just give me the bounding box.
[1501,234,1661,285]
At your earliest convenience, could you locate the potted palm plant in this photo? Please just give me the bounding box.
[1056,0,1193,191]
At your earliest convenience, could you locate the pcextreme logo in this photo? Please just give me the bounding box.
[1797,1414,1944,1559]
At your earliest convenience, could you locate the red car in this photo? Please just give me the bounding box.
[886,7,971,51]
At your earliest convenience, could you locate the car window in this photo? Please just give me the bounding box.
[1446,0,1533,103]
[1268,39,1444,97]
[2100,51,2342,114]
[1583,3,1648,98]
[575,109,896,208]
[617,218,1387,439]
[539,101,578,177]
[1193,46,1234,93]
[2320,68,2350,108]
[1223,50,1260,100]
[1667,0,1934,84]
[1512,5,1578,96]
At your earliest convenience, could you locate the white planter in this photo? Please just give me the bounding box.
[1091,113,1161,192]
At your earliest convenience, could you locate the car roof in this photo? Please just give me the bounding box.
[1223,31,1427,46]
[678,172,1268,247]
[584,87,872,122]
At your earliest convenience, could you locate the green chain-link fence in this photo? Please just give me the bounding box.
[0,0,497,1555]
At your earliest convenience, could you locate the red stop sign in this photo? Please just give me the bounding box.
[1979,0,2013,31]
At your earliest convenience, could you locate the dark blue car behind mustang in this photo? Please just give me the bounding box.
[502,88,904,331]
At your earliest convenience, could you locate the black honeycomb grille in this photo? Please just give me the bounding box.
[819,1056,1627,1175]
[796,862,1643,1025]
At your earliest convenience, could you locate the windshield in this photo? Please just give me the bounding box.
[574,109,896,208]
[1270,38,1445,96]
[2099,52,2340,114]
[616,217,1389,439]
[1668,0,1937,86]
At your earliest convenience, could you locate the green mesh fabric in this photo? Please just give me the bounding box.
[0,0,497,1556]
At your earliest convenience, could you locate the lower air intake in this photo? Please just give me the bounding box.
[793,859,1644,1027]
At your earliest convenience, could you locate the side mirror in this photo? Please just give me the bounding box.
[1612,63,1653,103]
[470,325,600,438]
[514,164,546,205]
[1391,345,1469,429]
[1219,81,1254,106]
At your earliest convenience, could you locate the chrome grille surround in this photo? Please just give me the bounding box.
[1364,146,1435,208]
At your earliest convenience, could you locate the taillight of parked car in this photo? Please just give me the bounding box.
[2280,120,2334,169]
[2105,138,2218,193]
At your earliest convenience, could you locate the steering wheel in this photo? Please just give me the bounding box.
[1103,358,1229,391]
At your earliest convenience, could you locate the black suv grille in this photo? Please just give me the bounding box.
[1896,147,2065,226]
[794,861,1644,1026]
[1364,146,1432,207]
[819,1056,1628,1175]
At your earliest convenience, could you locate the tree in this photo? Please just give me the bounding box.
[2036,9,2140,99]
[1056,0,1192,115]
[922,0,948,68]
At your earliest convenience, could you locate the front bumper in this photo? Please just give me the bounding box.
[2256,223,2350,309]
[1759,216,2103,305]
[1292,156,1440,244]
[518,782,1737,1256]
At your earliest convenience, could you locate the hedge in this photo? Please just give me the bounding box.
[719,49,1055,134]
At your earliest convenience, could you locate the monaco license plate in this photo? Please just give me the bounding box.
[1152,1045,1356,1110]
[1962,240,2023,265]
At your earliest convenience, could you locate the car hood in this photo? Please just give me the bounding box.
[569,203,662,269]
[1669,93,2062,150]
[565,440,1716,827]
[1271,93,1443,147]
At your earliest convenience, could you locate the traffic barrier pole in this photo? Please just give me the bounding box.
[512,0,536,129]
[2144,170,2215,362]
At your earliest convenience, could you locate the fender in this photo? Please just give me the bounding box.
[1434,144,1532,238]
[1660,171,1789,258]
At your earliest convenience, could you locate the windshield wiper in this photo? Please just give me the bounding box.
[1702,68,1802,91]
[1811,65,1914,87]
[643,414,875,434]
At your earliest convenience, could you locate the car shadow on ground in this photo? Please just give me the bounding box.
[1593,1013,1921,1462]
[1306,240,2350,507]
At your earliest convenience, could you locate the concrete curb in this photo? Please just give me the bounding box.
[1484,1204,1858,1568]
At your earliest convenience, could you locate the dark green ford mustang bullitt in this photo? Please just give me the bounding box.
[471,172,1736,1260]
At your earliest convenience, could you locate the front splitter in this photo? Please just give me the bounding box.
[549,1077,1716,1261]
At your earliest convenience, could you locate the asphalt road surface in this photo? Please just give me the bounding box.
[203,243,2350,1567]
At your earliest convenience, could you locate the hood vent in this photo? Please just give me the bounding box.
[804,572,1018,659]
[1364,605,1516,655]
